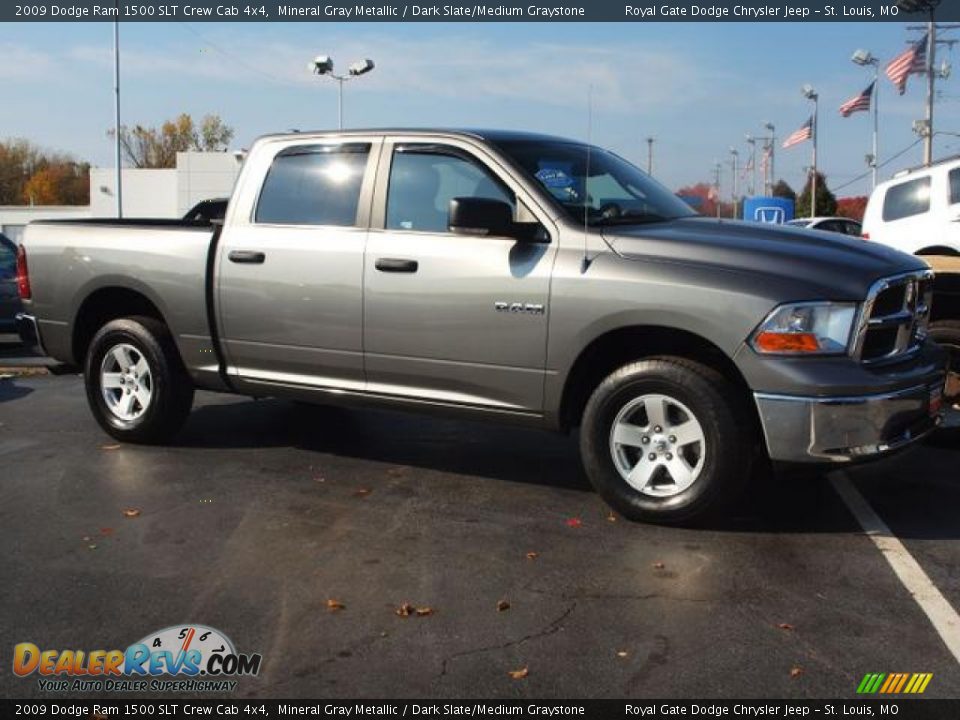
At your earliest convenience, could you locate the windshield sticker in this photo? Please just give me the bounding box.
[535,167,575,190]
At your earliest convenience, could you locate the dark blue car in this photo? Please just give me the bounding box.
[0,233,22,333]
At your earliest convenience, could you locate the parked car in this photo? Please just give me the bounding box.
[862,156,960,255]
[0,233,22,333]
[786,217,862,236]
[183,198,228,223]
[863,157,960,412]
[16,129,946,524]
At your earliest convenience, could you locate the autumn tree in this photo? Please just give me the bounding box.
[836,196,868,222]
[109,114,235,169]
[676,182,718,217]
[0,139,89,206]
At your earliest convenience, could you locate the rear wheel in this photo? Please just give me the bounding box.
[579,357,754,524]
[84,316,194,443]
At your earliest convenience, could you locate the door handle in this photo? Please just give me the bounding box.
[375,258,419,273]
[228,250,266,264]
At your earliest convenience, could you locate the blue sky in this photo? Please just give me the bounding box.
[2,21,959,197]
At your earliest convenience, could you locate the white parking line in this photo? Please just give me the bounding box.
[832,472,960,665]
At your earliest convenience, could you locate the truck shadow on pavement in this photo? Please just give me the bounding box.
[0,378,34,403]
[175,397,901,536]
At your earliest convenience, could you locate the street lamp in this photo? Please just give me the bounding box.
[852,49,880,189]
[729,147,740,219]
[763,122,776,195]
[745,134,757,196]
[802,84,819,217]
[310,55,376,130]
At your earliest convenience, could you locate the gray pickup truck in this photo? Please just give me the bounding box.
[15,129,947,523]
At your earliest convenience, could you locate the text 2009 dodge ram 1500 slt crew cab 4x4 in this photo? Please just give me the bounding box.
[15,129,947,523]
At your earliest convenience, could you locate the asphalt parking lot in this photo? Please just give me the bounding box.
[2,367,960,700]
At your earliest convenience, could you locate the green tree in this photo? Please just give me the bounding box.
[796,171,837,217]
[771,180,796,203]
[110,113,235,169]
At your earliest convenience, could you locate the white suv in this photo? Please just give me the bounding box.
[862,156,960,256]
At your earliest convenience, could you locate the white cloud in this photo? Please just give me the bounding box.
[0,43,56,80]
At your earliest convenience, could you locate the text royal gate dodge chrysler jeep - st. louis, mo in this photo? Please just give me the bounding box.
[15,130,947,523]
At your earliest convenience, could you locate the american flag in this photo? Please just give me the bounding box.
[839,81,875,117]
[886,34,927,96]
[782,117,813,149]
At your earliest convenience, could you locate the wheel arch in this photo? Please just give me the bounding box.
[557,325,755,432]
[71,285,170,366]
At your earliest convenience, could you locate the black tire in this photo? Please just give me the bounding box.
[84,316,194,443]
[579,357,754,525]
[930,320,960,406]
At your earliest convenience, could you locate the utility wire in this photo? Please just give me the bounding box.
[178,23,303,88]
[831,139,923,193]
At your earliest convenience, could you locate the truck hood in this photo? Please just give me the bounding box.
[606,217,927,300]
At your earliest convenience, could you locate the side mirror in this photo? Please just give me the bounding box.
[448,197,514,238]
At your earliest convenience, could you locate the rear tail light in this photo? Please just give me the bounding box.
[861,232,870,240]
[16,244,31,299]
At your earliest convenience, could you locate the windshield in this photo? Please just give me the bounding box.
[494,140,696,227]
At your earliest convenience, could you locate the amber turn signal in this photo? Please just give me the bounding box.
[753,332,820,353]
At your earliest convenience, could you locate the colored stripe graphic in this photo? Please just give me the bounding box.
[858,672,932,694]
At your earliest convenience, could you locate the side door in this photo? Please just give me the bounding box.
[944,167,960,251]
[216,138,379,392]
[363,138,556,413]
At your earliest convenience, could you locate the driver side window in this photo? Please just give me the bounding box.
[386,147,514,233]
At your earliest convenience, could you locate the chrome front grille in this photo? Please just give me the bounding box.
[852,270,934,364]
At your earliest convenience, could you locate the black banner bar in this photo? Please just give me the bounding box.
[2,699,959,720]
[4,0,960,23]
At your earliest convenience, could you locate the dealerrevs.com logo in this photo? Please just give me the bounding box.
[13,625,262,693]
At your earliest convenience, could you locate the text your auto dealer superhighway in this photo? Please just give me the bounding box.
[625,4,786,17]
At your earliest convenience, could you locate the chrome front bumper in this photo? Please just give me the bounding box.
[754,380,944,463]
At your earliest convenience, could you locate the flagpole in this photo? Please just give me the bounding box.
[811,102,818,216]
[873,71,879,188]
[924,18,936,166]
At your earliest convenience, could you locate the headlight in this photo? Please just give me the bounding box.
[750,302,857,355]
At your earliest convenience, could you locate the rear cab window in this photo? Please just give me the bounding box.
[882,176,931,222]
[255,143,371,227]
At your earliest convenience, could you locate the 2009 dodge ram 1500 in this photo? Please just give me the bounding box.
[15,129,947,523]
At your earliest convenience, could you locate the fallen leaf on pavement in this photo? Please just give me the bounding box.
[87,544,97,550]
[525,551,539,560]
[778,623,795,632]
[508,667,529,680]
[415,606,433,617]
[497,600,510,612]
[326,599,346,612]
[395,603,414,617]
[566,517,582,528]
[314,476,326,483]
[122,508,141,518]
[353,488,372,498]
[652,562,665,570]
[616,650,629,658]
[607,512,617,523]
[101,444,121,451]
[790,666,804,678]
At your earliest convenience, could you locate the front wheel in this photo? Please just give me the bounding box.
[579,357,754,524]
[84,316,194,443]
[929,321,960,409]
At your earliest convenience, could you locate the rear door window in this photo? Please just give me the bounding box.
[949,168,960,205]
[882,176,931,221]
[256,143,370,227]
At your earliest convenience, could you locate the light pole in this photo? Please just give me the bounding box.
[745,134,757,196]
[310,55,375,130]
[646,137,654,175]
[802,84,819,217]
[763,122,776,195]
[729,147,739,219]
[113,9,122,218]
[852,49,880,189]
